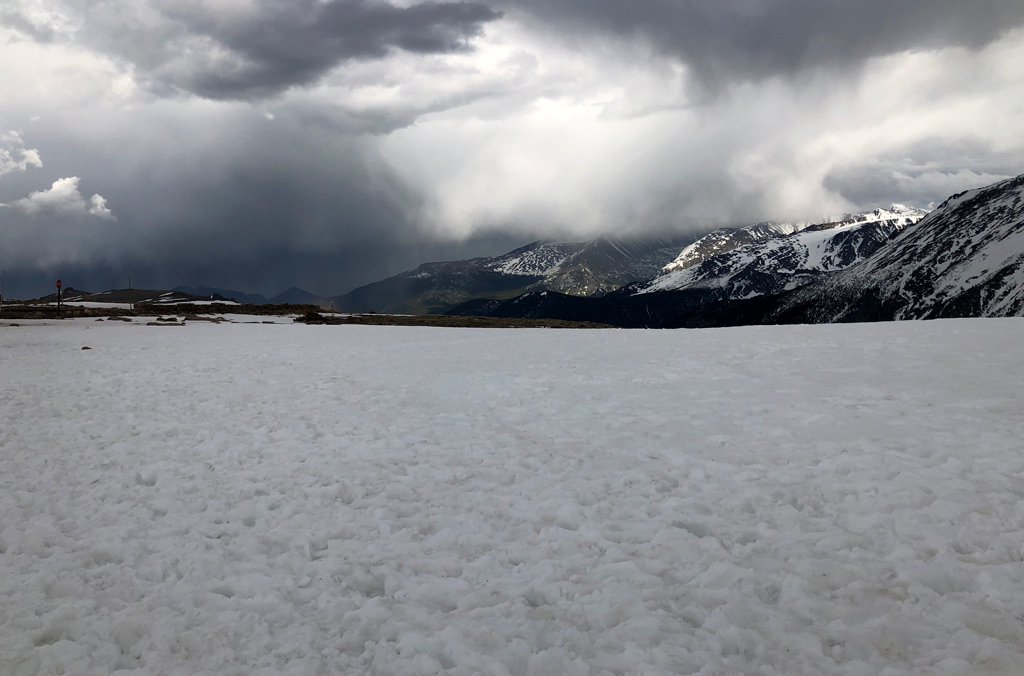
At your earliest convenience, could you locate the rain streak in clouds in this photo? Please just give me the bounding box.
[1,0,1023,296]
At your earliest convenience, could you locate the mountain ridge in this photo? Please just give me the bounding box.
[175,286,271,305]
[634,204,929,298]
[447,181,1023,328]
[332,236,693,314]
[761,175,1024,323]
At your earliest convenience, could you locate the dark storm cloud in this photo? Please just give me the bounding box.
[5,230,528,300]
[170,0,502,99]
[3,0,1022,300]
[7,0,1019,105]
[504,0,1024,85]
[0,108,402,280]
[3,0,502,100]
[0,105,533,299]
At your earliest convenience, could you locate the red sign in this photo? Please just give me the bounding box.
[56,279,62,289]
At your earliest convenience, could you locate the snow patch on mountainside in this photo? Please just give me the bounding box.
[638,205,929,297]
[487,242,580,276]
[785,176,1024,320]
[662,222,807,274]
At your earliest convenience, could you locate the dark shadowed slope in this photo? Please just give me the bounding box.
[333,237,692,314]
[175,286,271,305]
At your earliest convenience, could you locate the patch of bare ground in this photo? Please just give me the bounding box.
[0,303,319,320]
[294,311,615,329]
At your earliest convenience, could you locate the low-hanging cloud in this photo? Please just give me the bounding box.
[5,176,115,220]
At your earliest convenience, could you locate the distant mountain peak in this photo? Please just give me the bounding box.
[841,203,930,227]
[174,286,270,305]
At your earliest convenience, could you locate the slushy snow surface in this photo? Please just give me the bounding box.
[2,319,1024,676]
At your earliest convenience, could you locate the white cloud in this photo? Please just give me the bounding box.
[0,130,43,177]
[5,176,115,219]
[380,25,1024,237]
[88,193,114,218]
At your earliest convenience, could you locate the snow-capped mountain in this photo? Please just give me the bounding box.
[447,178,1024,328]
[446,203,941,328]
[770,175,1024,322]
[632,204,928,298]
[334,237,691,314]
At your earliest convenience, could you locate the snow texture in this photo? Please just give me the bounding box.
[2,318,1023,675]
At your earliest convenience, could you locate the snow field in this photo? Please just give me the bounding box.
[2,318,1024,675]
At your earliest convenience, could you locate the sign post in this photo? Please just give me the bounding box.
[56,278,62,318]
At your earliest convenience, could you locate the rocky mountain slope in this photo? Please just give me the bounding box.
[764,175,1024,323]
[632,204,927,298]
[449,179,1024,328]
[660,221,807,273]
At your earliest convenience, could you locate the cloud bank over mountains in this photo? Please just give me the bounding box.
[1,0,1022,296]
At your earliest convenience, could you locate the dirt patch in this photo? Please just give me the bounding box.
[0,302,317,320]
[294,311,614,329]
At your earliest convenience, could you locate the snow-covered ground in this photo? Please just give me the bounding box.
[2,318,1023,675]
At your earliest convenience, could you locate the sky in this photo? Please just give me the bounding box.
[1,0,1023,299]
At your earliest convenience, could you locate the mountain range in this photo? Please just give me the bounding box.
[448,176,1024,327]
[759,175,1024,323]
[639,204,928,298]
[166,204,928,316]
[32,173,1021,328]
[329,237,693,314]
